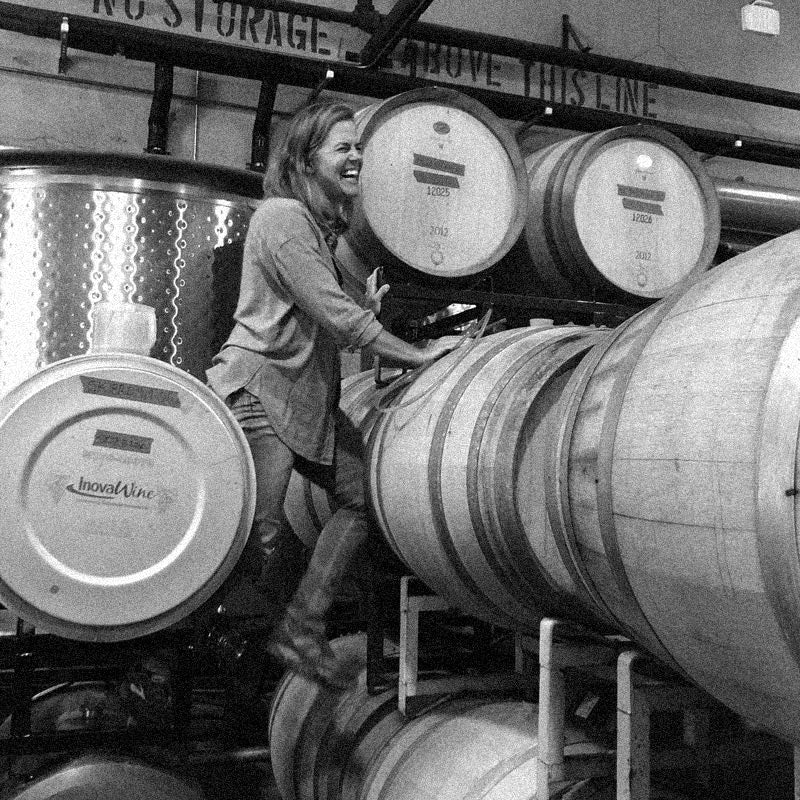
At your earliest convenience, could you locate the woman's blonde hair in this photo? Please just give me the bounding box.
[264,101,356,236]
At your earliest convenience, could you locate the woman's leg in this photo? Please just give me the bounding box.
[246,427,303,597]
[268,410,371,688]
[228,390,299,599]
[298,409,372,596]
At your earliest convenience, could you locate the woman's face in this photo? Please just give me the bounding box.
[308,119,362,206]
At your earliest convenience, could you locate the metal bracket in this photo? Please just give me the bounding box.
[352,0,381,33]
[8,618,37,743]
[561,14,592,53]
[359,0,436,68]
[397,576,522,715]
[535,618,617,799]
[145,63,174,155]
[58,16,70,75]
[249,79,277,172]
[616,649,714,800]
[398,575,449,714]
[306,67,336,105]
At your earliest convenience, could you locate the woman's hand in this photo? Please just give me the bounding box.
[364,331,462,370]
[417,335,463,364]
[364,268,390,316]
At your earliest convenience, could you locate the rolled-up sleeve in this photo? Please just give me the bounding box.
[273,236,383,350]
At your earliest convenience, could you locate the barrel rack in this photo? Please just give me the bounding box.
[378,283,640,348]
[366,577,794,800]
[0,607,279,795]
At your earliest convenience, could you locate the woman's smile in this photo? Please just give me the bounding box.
[310,119,363,205]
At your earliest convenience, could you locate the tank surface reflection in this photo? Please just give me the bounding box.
[0,151,262,394]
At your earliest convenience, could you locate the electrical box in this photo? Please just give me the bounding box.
[741,1,780,35]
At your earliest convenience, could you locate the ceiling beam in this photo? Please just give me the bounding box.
[2,3,800,168]
[359,0,437,67]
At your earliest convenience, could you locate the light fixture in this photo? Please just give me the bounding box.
[741,1,780,36]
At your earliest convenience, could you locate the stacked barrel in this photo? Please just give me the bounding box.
[275,240,800,790]
[516,125,721,302]
[268,634,616,800]
[273,90,800,761]
[0,87,796,797]
[269,635,702,800]
[347,228,800,746]
[0,352,255,641]
[336,88,721,305]
[334,87,529,293]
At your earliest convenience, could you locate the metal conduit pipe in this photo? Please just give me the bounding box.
[715,178,800,237]
[516,106,800,169]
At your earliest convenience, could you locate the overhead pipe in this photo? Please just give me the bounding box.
[715,178,800,238]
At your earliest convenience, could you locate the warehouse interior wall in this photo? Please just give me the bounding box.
[1,0,800,188]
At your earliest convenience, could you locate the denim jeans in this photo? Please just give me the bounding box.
[230,390,371,609]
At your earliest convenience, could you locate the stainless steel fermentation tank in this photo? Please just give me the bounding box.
[0,151,263,395]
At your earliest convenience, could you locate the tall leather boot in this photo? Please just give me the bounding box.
[266,508,367,689]
[254,523,307,608]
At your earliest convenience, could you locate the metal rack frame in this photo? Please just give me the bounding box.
[386,582,795,800]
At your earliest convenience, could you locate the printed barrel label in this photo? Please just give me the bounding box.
[359,104,518,277]
[573,139,707,297]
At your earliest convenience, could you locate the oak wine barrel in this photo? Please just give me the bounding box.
[518,125,720,303]
[3,755,204,800]
[268,634,394,800]
[336,87,529,291]
[550,779,688,800]
[0,353,255,641]
[546,229,800,742]
[366,325,609,632]
[268,634,607,800]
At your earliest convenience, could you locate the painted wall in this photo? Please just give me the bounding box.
[0,0,798,189]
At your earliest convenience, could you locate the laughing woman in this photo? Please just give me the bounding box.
[207,101,454,688]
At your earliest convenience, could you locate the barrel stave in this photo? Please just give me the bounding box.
[554,312,669,654]
[368,329,539,625]
[369,328,589,629]
[555,230,800,740]
[476,333,604,616]
[435,328,582,626]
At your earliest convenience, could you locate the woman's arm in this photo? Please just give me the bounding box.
[363,330,458,369]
